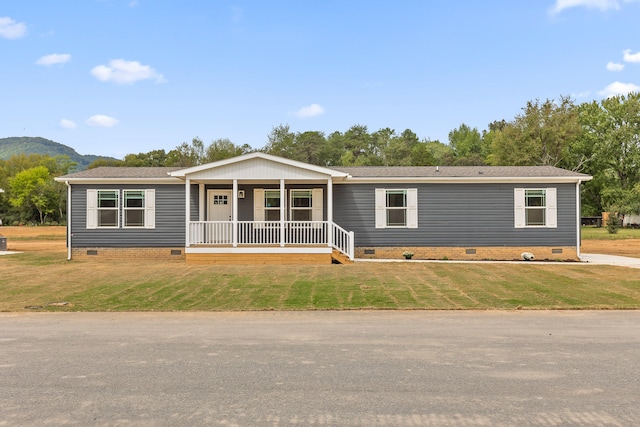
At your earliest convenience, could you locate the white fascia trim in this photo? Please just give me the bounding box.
[335,176,592,184]
[170,152,349,178]
[53,178,181,185]
[186,247,333,254]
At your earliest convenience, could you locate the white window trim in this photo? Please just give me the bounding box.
[289,188,323,222]
[514,188,557,228]
[254,188,283,225]
[87,189,120,229]
[375,188,418,229]
[123,190,145,228]
[255,188,324,223]
[87,189,155,230]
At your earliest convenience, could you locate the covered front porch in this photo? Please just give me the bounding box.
[169,153,354,264]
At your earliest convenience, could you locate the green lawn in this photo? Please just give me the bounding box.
[581,226,640,240]
[2,251,639,312]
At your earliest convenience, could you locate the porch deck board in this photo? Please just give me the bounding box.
[186,252,332,265]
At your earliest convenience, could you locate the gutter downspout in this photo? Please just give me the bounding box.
[65,181,71,261]
[576,179,582,261]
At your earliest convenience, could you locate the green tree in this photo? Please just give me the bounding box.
[448,123,487,165]
[123,149,169,167]
[166,138,206,167]
[87,158,125,169]
[263,124,296,159]
[205,139,253,162]
[578,92,640,216]
[8,166,58,224]
[489,96,582,167]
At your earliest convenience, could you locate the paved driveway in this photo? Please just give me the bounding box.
[1,311,639,426]
[581,253,640,268]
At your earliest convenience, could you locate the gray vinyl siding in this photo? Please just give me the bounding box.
[70,184,186,247]
[333,183,578,247]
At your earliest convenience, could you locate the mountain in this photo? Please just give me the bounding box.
[0,137,117,170]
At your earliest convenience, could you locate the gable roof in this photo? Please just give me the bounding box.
[55,154,592,184]
[169,152,349,179]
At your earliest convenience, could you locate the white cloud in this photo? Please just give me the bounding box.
[91,59,165,84]
[59,119,77,129]
[86,115,119,127]
[572,90,592,98]
[623,49,640,63]
[294,103,325,118]
[606,61,624,71]
[129,0,139,7]
[598,81,640,97]
[549,0,640,13]
[36,53,71,66]
[0,16,27,39]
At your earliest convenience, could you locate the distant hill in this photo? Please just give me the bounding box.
[0,137,117,170]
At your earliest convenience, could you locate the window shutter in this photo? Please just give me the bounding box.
[253,189,265,221]
[86,189,97,229]
[514,188,525,228]
[407,188,418,228]
[312,188,323,222]
[145,189,156,229]
[375,188,386,229]
[546,188,557,228]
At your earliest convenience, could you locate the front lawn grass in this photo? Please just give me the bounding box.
[2,251,639,312]
[581,226,640,240]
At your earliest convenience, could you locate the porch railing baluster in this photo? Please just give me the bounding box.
[188,220,353,260]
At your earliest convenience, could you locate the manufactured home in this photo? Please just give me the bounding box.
[55,152,591,264]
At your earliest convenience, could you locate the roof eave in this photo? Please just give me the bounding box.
[335,176,592,184]
[54,177,182,184]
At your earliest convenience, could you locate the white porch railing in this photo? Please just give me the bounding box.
[188,221,354,260]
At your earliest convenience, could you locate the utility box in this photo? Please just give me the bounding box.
[0,236,6,251]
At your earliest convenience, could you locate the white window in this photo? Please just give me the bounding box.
[124,190,145,227]
[375,188,418,229]
[264,190,282,221]
[290,189,323,222]
[86,189,155,229]
[254,188,323,222]
[86,189,119,229]
[514,188,557,228]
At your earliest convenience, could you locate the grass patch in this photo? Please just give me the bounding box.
[581,226,640,240]
[1,251,639,312]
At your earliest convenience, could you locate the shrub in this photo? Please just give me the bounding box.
[606,214,621,234]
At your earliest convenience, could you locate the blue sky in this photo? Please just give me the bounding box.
[2,0,639,159]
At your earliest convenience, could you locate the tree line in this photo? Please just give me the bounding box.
[1,93,639,225]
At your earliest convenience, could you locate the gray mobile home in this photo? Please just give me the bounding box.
[56,152,591,264]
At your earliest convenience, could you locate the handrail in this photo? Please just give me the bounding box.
[188,220,354,260]
[331,222,355,260]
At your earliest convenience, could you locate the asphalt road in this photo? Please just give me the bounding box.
[1,311,639,426]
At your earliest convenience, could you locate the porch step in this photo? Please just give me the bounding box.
[331,249,354,264]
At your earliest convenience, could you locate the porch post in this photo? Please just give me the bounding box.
[185,178,191,247]
[327,177,333,247]
[280,179,285,247]
[232,179,238,247]
[198,184,205,221]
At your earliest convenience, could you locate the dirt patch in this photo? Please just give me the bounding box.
[0,226,66,252]
[581,239,640,258]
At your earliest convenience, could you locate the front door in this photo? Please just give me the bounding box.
[207,190,233,244]
[208,190,232,221]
